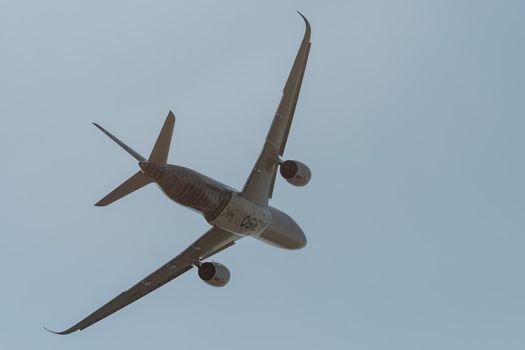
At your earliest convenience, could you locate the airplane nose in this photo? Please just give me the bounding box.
[296,230,307,249]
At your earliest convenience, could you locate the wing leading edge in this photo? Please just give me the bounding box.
[47,227,239,334]
[241,12,311,206]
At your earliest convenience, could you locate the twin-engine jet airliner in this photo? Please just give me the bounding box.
[48,13,311,334]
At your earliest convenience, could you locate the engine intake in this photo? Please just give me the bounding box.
[198,262,230,287]
[280,160,311,186]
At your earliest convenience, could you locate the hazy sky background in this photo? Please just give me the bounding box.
[1,0,524,349]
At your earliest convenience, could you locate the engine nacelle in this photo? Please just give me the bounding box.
[279,160,311,186]
[198,262,230,287]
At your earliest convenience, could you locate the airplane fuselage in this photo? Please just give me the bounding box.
[139,162,306,249]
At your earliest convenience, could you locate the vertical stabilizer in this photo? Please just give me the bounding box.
[149,111,175,165]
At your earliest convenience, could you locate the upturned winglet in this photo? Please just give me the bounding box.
[44,326,78,335]
[296,11,311,36]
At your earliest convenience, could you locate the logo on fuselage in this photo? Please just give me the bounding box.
[211,193,270,236]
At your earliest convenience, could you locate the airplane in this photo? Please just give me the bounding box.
[47,12,311,335]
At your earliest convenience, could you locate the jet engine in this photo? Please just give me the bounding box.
[279,160,311,186]
[198,262,230,287]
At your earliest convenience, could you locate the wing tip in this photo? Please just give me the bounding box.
[296,11,311,35]
[44,326,77,335]
[95,196,109,206]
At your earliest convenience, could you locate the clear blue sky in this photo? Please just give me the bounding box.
[1,1,524,349]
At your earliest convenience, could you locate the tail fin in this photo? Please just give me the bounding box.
[93,111,176,206]
[149,111,175,165]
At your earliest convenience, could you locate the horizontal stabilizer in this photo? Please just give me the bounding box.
[93,123,146,162]
[95,171,153,206]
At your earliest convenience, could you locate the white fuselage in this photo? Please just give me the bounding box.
[210,192,271,236]
[211,192,306,250]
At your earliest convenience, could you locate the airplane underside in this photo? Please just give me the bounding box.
[48,12,312,334]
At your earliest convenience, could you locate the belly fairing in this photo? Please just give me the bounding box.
[211,193,271,235]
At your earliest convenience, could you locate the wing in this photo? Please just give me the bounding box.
[241,13,311,206]
[47,226,239,335]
